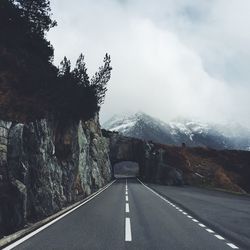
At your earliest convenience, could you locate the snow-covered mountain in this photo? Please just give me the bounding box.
[102,112,250,150]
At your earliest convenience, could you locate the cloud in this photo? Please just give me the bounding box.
[48,0,250,127]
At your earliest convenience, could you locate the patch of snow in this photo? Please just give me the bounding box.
[110,121,136,132]
[102,112,250,151]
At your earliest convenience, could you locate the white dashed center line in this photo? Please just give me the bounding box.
[126,203,130,213]
[125,217,132,241]
[125,179,132,242]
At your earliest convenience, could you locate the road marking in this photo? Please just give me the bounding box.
[198,223,206,228]
[206,228,215,233]
[125,191,128,195]
[126,195,128,201]
[3,179,116,250]
[137,178,239,250]
[126,203,130,213]
[125,217,132,241]
[226,243,239,249]
[215,235,225,240]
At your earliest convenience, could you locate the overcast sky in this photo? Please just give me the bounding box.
[48,0,250,127]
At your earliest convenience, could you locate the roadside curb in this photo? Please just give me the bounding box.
[0,179,116,250]
[138,178,248,250]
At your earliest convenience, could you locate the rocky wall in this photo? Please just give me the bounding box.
[0,116,111,237]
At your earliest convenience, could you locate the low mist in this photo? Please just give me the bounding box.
[48,0,250,128]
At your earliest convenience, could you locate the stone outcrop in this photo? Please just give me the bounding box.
[103,130,250,193]
[103,130,184,185]
[0,117,111,237]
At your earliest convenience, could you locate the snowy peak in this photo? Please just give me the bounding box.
[102,113,140,133]
[102,112,250,150]
[103,112,209,138]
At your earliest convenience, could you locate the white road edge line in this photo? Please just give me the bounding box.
[3,179,117,250]
[137,178,240,249]
[125,217,132,242]
[198,223,206,228]
[215,235,225,240]
[126,203,130,213]
[226,243,239,249]
[206,228,215,233]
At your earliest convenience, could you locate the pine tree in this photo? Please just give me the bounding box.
[12,0,56,36]
[91,53,112,105]
[73,53,89,86]
[59,57,71,76]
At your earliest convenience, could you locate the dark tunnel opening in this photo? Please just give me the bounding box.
[113,161,139,178]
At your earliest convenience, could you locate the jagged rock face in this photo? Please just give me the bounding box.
[0,117,111,236]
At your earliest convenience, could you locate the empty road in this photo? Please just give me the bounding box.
[3,178,246,250]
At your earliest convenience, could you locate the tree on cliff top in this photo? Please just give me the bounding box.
[0,0,57,110]
[1,0,56,63]
[73,53,89,86]
[91,53,112,105]
[55,54,112,120]
[59,57,71,76]
[12,0,56,36]
[0,0,112,121]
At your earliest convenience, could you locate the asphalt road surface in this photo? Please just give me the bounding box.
[148,183,250,249]
[4,178,246,250]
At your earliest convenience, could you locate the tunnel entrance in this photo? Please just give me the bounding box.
[113,161,139,178]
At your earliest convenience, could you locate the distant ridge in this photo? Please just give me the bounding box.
[103,112,250,150]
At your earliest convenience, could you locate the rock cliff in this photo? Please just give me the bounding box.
[103,130,250,194]
[103,130,184,186]
[0,116,111,237]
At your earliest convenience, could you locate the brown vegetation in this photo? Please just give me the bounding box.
[171,145,250,193]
